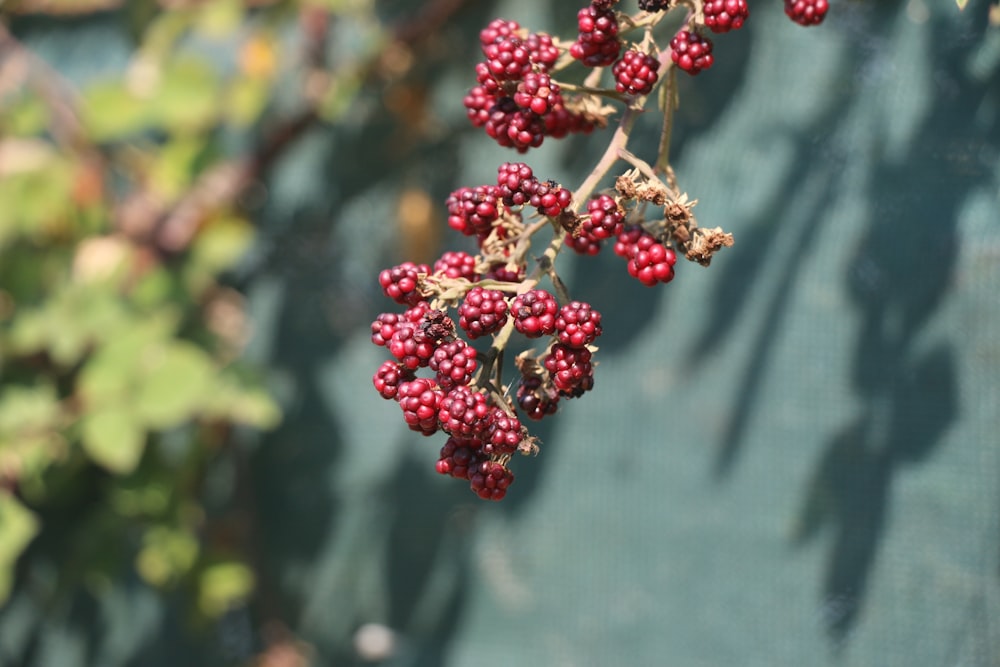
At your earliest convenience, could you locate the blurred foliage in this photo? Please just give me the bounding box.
[0,0,392,635]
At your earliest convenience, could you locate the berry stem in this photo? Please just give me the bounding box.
[655,67,678,175]
[571,105,640,211]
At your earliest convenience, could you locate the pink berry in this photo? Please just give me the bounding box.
[373,360,414,400]
[378,262,430,305]
[785,0,829,26]
[433,250,479,281]
[555,301,602,348]
[703,0,749,33]
[570,6,621,67]
[397,378,443,436]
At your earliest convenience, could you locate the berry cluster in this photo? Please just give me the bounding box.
[368,3,829,499]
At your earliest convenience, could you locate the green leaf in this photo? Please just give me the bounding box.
[197,560,255,617]
[81,408,146,474]
[134,342,215,429]
[190,216,254,275]
[226,76,270,127]
[136,526,199,587]
[205,382,281,430]
[0,493,39,604]
[0,385,60,436]
[152,57,221,131]
[80,80,151,142]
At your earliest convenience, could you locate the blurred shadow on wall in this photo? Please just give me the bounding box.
[787,6,993,650]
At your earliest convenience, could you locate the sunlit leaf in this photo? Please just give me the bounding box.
[227,76,271,127]
[136,526,199,587]
[0,385,60,435]
[81,408,146,474]
[152,57,221,131]
[135,342,215,429]
[80,80,150,141]
[0,493,39,604]
[197,560,255,617]
[190,216,255,275]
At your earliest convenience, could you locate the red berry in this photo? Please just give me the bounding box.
[613,49,660,96]
[464,86,497,128]
[484,407,524,455]
[670,29,714,76]
[469,459,514,501]
[570,6,621,67]
[433,250,479,281]
[438,386,491,437]
[638,0,672,10]
[615,226,676,286]
[458,286,509,339]
[543,343,594,397]
[784,0,829,26]
[397,378,443,436]
[479,18,519,48]
[529,180,572,218]
[378,262,429,305]
[703,0,749,33]
[446,185,501,237]
[482,35,533,82]
[511,289,558,338]
[388,324,436,370]
[585,194,625,239]
[555,301,602,348]
[514,72,563,117]
[373,360,414,400]
[564,232,603,256]
[496,162,538,206]
[430,339,478,390]
[523,31,559,71]
[436,436,483,479]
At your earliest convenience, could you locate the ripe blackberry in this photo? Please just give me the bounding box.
[373,360,414,401]
[496,162,538,207]
[446,185,500,236]
[378,262,430,305]
[464,85,497,127]
[469,459,514,501]
[585,194,625,239]
[397,378,443,436]
[438,386,491,437]
[458,286,509,339]
[555,301,602,348]
[613,49,660,96]
[591,0,620,9]
[433,250,479,281]
[570,6,621,67]
[516,374,560,421]
[638,0,673,10]
[529,180,572,218]
[436,436,483,479]
[703,0,749,33]
[430,339,478,391]
[615,226,676,286]
[484,407,524,455]
[482,35,533,82]
[511,289,559,338]
[514,72,563,116]
[543,343,595,397]
[785,0,829,26]
[670,29,714,76]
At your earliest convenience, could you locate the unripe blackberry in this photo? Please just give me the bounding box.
[523,31,559,71]
[446,185,500,236]
[438,386,491,437]
[484,407,524,455]
[436,436,483,479]
[530,180,573,218]
[615,226,677,286]
[397,378,443,435]
[464,85,497,127]
[514,72,563,116]
[564,232,603,256]
[703,0,749,33]
[638,0,673,10]
[433,250,478,281]
[458,286,509,339]
[545,104,596,139]
[496,162,538,206]
[430,339,478,391]
[670,29,714,76]
[517,374,560,421]
[585,194,625,240]
[378,262,429,305]
[469,459,514,501]
[371,311,404,347]
[483,262,525,284]
[613,49,660,96]
[388,324,436,370]
[511,289,558,338]
[785,0,829,26]
[503,108,547,152]
[482,35,533,82]
[543,343,595,397]
[373,360,414,400]
[570,6,621,67]
[555,301,602,348]
[479,18,519,47]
